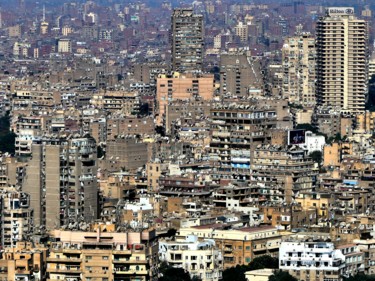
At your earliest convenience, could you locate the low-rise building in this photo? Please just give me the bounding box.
[159,235,222,281]
[279,238,362,281]
[47,225,159,281]
[0,241,48,281]
[178,225,281,269]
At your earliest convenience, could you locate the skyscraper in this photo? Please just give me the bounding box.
[316,7,368,113]
[171,8,204,73]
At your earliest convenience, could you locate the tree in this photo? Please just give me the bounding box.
[0,112,16,155]
[222,255,278,281]
[97,145,105,158]
[309,150,322,165]
[268,270,298,281]
[247,255,278,271]
[221,265,247,281]
[295,123,327,139]
[344,274,375,281]
[327,133,344,144]
[295,123,317,133]
[159,262,191,281]
[155,125,166,137]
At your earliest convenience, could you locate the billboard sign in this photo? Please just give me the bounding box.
[288,129,306,145]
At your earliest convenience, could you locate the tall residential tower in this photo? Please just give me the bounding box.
[171,8,204,73]
[282,33,316,107]
[316,7,368,113]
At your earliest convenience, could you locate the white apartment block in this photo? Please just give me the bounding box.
[280,241,348,281]
[159,235,223,281]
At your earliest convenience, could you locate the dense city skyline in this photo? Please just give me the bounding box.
[0,0,374,281]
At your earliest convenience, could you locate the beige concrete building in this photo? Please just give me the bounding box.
[0,242,48,281]
[8,25,21,37]
[282,33,316,107]
[106,116,155,141]
[15,116,46,157]
[91,91,140,115]
[165,99,211,133]
[106,136,149,172]
[47,225,158,281]
[316,7,368,113]
[220,53,263,98]
[209,99,292,180]
[251,145,318,204]
[0,188,33,248]
[22,136,98,230]
[178,225,281,269]
[156,73,214,125]
[57,38,72,53]
[146,161,168,193]
[356,111,375,133]
[235,21,248,42]
[99,171,137,200]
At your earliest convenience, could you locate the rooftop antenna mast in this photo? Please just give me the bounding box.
[43,5,46,22]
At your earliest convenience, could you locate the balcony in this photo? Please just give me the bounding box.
[46,257,82,263]
[47,267,81,273]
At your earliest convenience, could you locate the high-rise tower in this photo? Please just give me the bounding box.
[22,136,98,230]
[282,33,316,107]
[316,7,368,113]
[171,8,204,73]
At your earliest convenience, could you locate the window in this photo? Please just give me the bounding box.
[246,246,251,250]
[102,256,109,260]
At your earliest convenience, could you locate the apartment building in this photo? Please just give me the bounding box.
[12,90,57,111]
[171,8,204,73]
[14,116,46,157]
[105,136,149,172]
[47,225,158,281]
[159,235,223,281]
[0,154,25,187]
[106,116,155,141]
[22,136,98,230]
[165,99,211,134]
[209,99,292,180]
[279,238,363,281]
[282,33,316,107]
[316,7,368,113]
[0,241,48,281]
[178,225,281,269]
[234,21,248,42]
[0,188,33,248]
[156,72,214,125]
[220,53,263,98]
[251,145,318,203]
[99,171,137,201]
[58,39,72,53]
[90,91,140,115]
